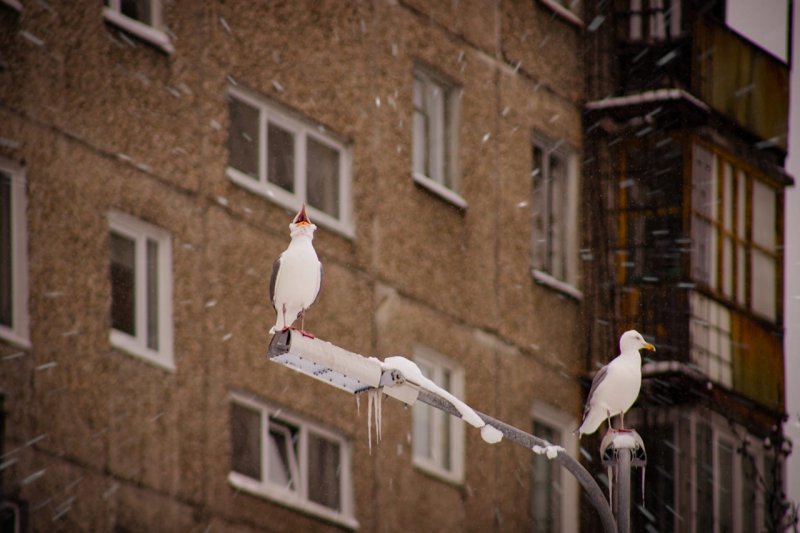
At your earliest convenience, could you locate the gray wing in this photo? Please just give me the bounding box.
[583,365,609,417]
[269,256,281,309]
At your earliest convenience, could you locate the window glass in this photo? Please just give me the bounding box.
[718,439,735,532]
[413,361,434,461]
[695,420,713,531]
[231,403,262,480]
[692,144,716,219]
[742,454,757,531]
[110,232,136,336]
[121,0,152,24]
[268,417,300,491]
[227,97,260,179]
[752,180,776,251]
[411,68,458,192]
[146,238,159,350]
[267,122,295,192]
[752,250,776,320]
[0,173,11,328]
[307,137,340,218]
[532,146,546,269]
[532,421,560,533]
[308,433,342,511]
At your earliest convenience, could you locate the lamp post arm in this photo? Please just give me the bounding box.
[416,390,618,533]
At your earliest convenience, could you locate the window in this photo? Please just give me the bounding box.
[627,0,682,41]
[411,65,464,208]
[689,292,732,387]
[412,347,465,483]
[228,393,356,528]
[691,142,780,321]
[531,134,581,298]
[226,86,353,236]
[628,409,766,533]
[103,0,174,53]
[530,403,578,533]
[108,211,173,369]
[0,161,29,348]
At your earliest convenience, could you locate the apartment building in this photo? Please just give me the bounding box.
[582,1,792,531]
[0,1,588,531]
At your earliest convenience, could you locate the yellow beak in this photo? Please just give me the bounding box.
[643,342,656,352]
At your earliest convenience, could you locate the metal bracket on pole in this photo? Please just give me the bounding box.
[266,331,618,533]
[600,430,646,533]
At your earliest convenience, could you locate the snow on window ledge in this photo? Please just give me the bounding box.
[532,269,583,301]
[412,457,465,486]
[227,473,359,530]
[102,7,175,54]
[1,0,22,12]
[412,172,468,210]
[0,326,31,350]
[110,330,175,372]
[538,0,583,28]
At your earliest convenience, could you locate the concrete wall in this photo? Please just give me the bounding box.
[0,1,585,531]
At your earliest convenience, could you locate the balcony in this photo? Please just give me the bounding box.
[615,13,789,151]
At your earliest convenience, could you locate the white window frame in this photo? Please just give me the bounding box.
[228,393,357,529]
[108,211,174,370]
[411,345,466,484]
[411,65,465,209]
[226,86,354,238]
[530,402,579,533]
[538,0,584,27]
[102,0,174,54]
[531,134,581,298]
[0,159,29,349]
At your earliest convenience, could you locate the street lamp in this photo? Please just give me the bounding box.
[267,329,637,533]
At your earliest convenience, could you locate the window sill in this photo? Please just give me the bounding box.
[0,326,31,350]
[226,167,355,239]
[1,0,22,12]
[412,173,468,210]
[228,473,358,530]
[538,0,584,28]
[412,457,464,486]
[532,269,583,301]
[110,330,175,371]
[102,8,174,54]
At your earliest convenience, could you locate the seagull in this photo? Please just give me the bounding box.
[576,330,655,437]
[269,205,322,335]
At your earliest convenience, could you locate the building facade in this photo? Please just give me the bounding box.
[1,1,590,531]
[583,1,792,531]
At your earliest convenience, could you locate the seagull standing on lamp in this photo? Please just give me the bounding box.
[269,205,323,337]
[577,330,656,437]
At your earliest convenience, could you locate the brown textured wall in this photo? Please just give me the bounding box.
[0,0,585,531]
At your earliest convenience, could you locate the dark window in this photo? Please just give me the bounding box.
[230,403,261,481]
[0,173,11,328]
[110,232,136,336]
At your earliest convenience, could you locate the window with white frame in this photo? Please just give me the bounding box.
[0,161,29,348]
[102,0,174,53]
[531,134,580,297]
[108,211,173,369]
[228,394,356,528]
[530,403,579,533]
[412,347,465,483]
[411,65,464,208]
[226,86,353,236]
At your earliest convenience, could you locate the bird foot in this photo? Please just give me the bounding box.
[298,330,316,339]
[609,427,633,434]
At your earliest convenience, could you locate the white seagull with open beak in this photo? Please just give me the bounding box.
[576,330,655,437]
[269,205,322,335]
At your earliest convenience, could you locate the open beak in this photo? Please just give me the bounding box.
[642,342,656,352]
[293,204,311,226]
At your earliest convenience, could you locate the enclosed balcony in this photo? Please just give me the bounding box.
[614,2,789,151]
